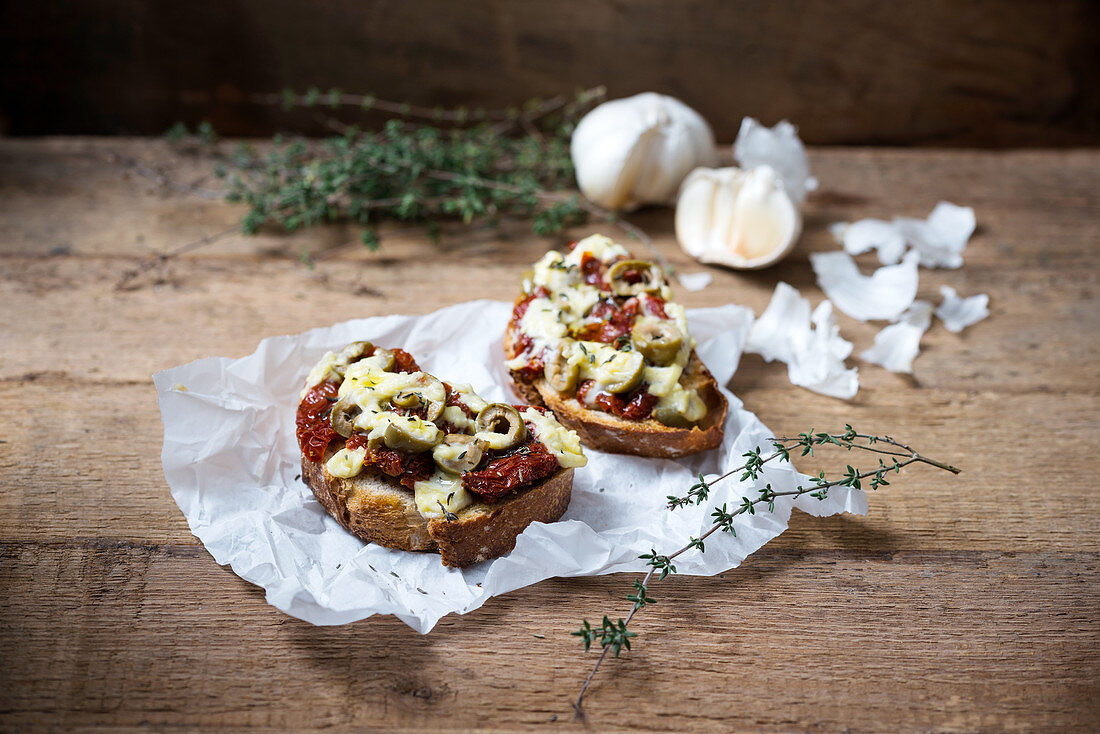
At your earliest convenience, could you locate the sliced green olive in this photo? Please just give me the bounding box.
[543,343,580,393]
[475,403,528,450]
[391,374,446,422]
[631,318,684,365]
[600,349,645,394]
[370,348,396,371]
[608,259,663,297]
[652,402,693,428]
[652,392,706,427]
[432,434,486,474]
[330,395,361,438]
[334,341,374,377]
[380,415,442,452]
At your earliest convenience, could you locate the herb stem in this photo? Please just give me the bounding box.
[572,429,959,715]
[249,85,607,129]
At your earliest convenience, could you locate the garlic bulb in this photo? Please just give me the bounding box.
[571,92,717,211]
[675,165,801,270]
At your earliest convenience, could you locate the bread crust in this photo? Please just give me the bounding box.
[302,442,574,568]
[504,321,727,458]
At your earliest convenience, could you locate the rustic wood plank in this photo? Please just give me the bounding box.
[0,379,1095,554]
[2,1,1098,146]
[1,545,1096,731]
[0,139,1098,730]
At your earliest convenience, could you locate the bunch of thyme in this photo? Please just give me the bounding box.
[162,86,655,253]
[571,426,959,714]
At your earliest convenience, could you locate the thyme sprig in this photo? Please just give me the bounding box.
[165,86,657,255]
[122,86,670,290]
[572,426,959,715]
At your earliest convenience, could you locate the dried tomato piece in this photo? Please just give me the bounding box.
[296,381,340,462]
[576,380,656,421]
[638,294,668,319]
[511,287,551,325]
[344,435,434,488]
[619,390,658,421]
[512,351,545,383]
[574,297,638,344]
[463,441,560,502]
[580,253,604,287]
[391,348,420,374]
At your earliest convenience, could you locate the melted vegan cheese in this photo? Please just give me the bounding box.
[414,469,470,519]
[522,408,587,469]
[302,347,585,520]
[326,447,367,478]
[512,234,705,424]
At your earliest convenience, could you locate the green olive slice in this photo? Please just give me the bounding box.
[380,415,442,452]
[652,392,706,427]
[432,434,486,474]
[608,260,663,297]
[652,402,692,428]
[543,342,580,393]
[391,374,446,423]
[631,317,684,365]
[370,348,396,371]
[329,395,361,438]
[599,349,645,394]
[475,404,528,450]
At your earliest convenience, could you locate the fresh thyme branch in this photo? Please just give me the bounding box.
[159,86,658,257]
[571,426,960,715]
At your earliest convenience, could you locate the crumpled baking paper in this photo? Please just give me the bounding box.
[733,118,818,205]
[154,300,866,633]
[745,282,859,399]
[936,286,990,333]
[860,300,933,373]
[810,250,920,322]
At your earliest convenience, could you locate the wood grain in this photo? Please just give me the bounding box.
[1,1,1098,146]
[0,139,1098,731]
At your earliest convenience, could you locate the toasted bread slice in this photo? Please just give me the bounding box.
[302,442,574,568]
[504,323,727,458]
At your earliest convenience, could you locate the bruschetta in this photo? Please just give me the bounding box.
[504,234,727,458]
[296,341,586,567]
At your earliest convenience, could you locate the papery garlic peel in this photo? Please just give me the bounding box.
[570,92,717,211]
[675,165,802,270]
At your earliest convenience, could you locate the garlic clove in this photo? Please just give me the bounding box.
[675,165,801,270]
[571,92,717,211]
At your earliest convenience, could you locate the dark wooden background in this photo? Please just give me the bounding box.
[2,0,1098,145]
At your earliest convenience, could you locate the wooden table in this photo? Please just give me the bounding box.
[2,139,1097,731]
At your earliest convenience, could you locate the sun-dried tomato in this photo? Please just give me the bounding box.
[580,253,604,287]
[638,293,668,319]
[462,440,560,502]
[619,390,658,420]
[511,287,551,325]
[513,351,545,383]
[576,379,657,421]
[574,297,640,344]
[344,435,434,488]
[296,381,340,462]
[391,348,420,374]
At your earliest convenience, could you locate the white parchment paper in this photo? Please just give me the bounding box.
[154,300,867,633]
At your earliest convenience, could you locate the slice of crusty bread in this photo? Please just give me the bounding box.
[302,443,574,568]
[504,323,727,458]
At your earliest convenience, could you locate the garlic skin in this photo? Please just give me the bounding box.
[571,92,717,211]
[675,165,802,270]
